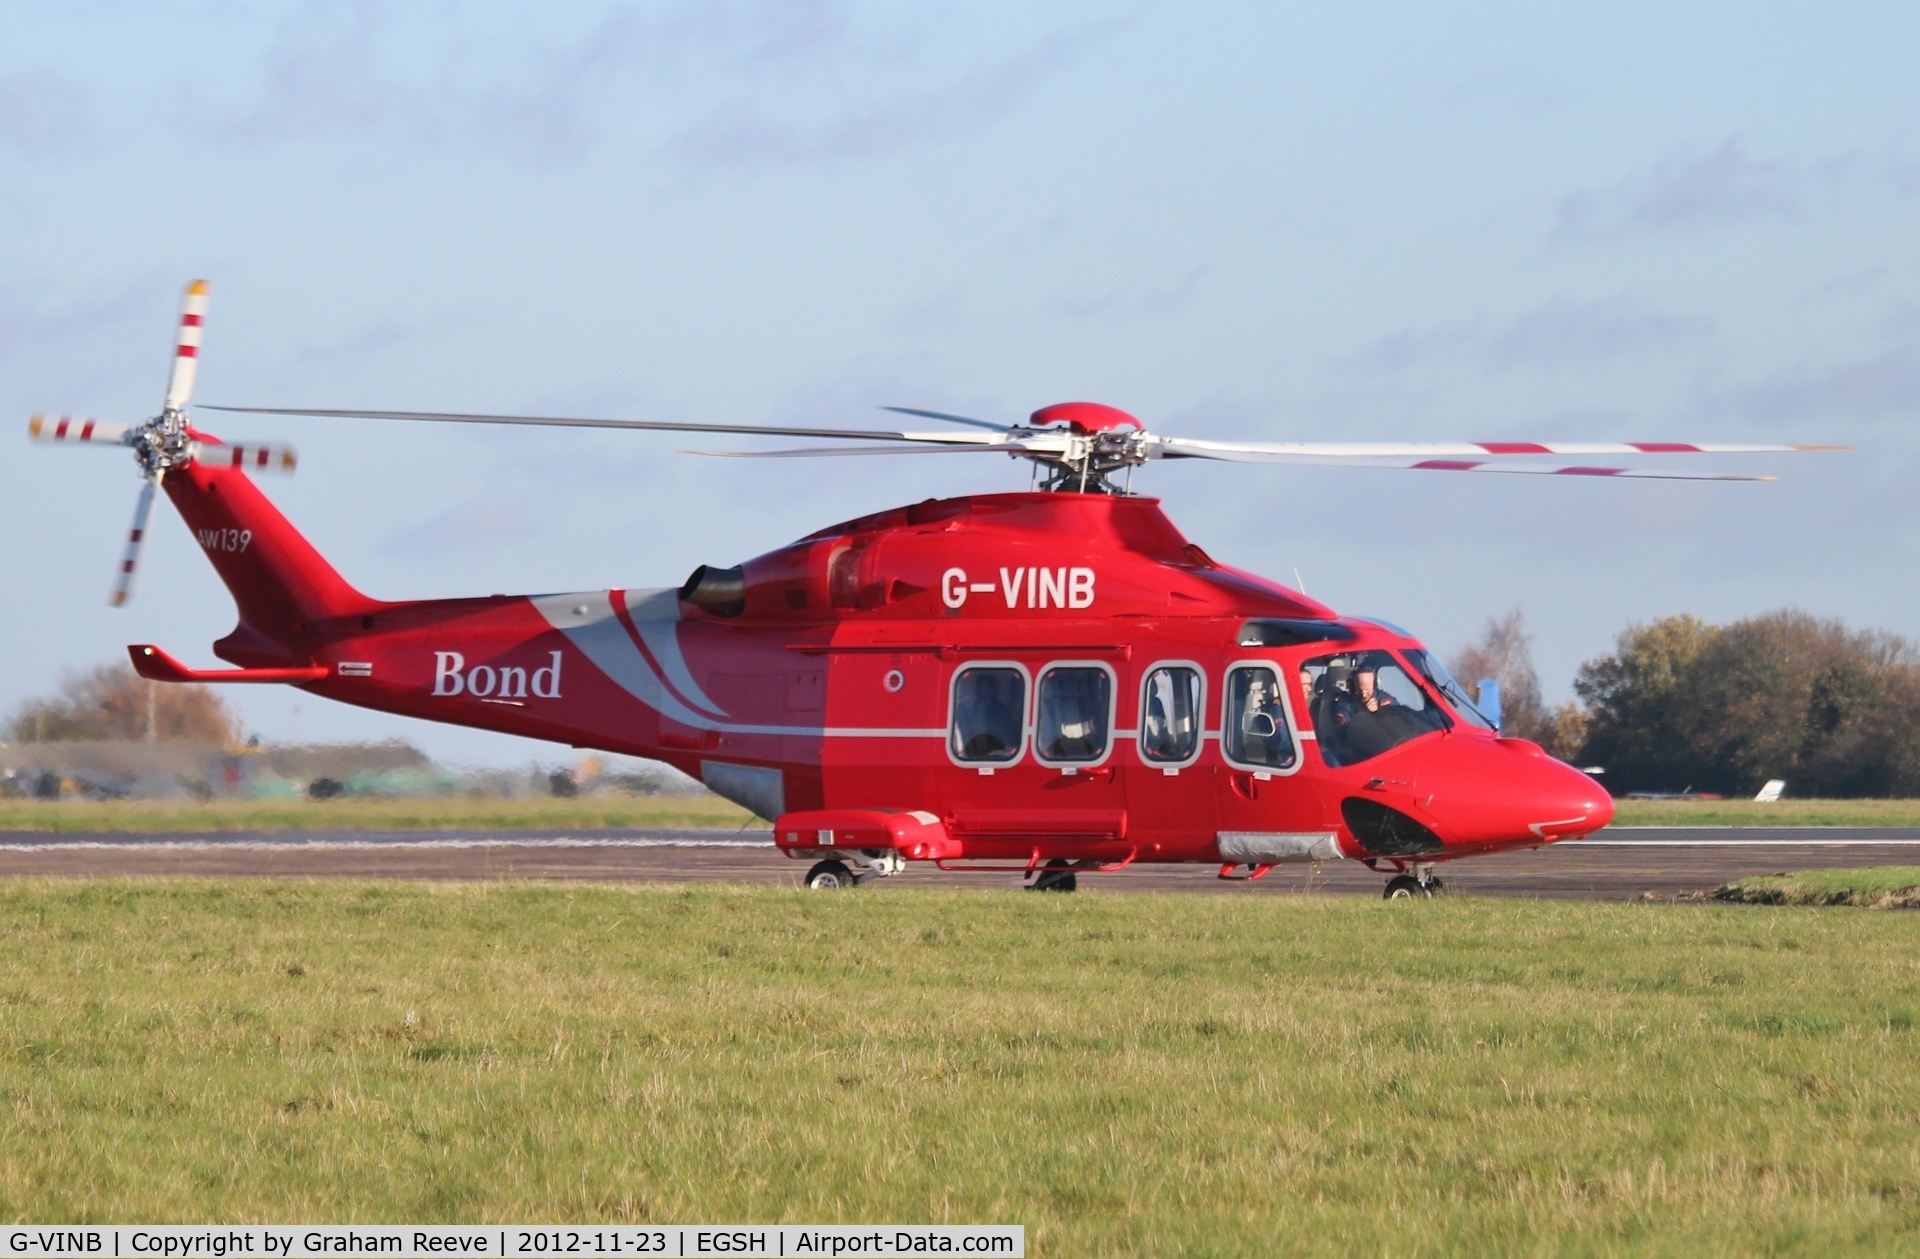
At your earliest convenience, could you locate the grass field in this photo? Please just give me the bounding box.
[0,795,758,833]
[7,795,1920,833]
[1718,866,1920,908]
[1609,798,1920,827]
[1,882,1917,1254]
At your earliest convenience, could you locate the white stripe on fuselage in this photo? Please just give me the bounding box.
[527,589,942,739]
[620,587,728,717]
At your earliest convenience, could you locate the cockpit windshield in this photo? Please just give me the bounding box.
[1403,649,1500,732]
[1302,649,1450,767]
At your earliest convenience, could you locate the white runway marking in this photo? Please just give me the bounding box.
[0,836,771,854]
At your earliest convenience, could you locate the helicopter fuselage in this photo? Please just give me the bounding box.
[143,460,1612,878]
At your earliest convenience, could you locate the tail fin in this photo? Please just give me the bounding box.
[163,459,379,661]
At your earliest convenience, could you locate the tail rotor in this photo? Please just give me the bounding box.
[26,279,299,607]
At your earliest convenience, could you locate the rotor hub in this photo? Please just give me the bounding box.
[130,409,192,477]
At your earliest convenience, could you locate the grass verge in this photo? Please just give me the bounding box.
[0,795,757,833]
[1610,797,1920,827]
[0,881,1917,1254]
[1716,865,1920,907]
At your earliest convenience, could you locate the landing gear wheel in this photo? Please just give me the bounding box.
[1383,874,1431,900]
[805,859,854,890]
[1028,860,1078,893]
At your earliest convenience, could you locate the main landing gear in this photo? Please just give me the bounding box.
[1382,863,1445,900]
[804,851,906,891]
[1026,859,1081,893]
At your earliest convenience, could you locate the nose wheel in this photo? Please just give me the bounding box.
[1382,864,1445,900]
[805,859,854,890]
[804,850,906,890]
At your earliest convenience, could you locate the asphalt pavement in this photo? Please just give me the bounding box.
[1,826,1916,899]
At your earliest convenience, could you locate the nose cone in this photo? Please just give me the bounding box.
[1421,736,1612,849]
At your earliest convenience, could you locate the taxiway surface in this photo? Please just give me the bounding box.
[2,827,1917,899]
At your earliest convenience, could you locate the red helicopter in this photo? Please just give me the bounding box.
[32,282,1840,896]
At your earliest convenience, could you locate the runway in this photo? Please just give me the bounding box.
[2,826,1917,899]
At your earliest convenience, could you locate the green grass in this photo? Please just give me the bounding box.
[1,883,1918,1254]
[1610,798,1920,827]
[0,795,757,833]
[1717,866,1920,908]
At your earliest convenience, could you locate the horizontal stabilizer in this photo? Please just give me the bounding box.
[129,643,328,684]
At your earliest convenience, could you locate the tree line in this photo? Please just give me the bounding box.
[1452,608,1920,798]
[6,664,237,745]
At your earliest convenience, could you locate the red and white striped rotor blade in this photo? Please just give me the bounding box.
[163,280,209,412]
[1157,436,1845,458]
[109,477,158,608]
[1156,448,1777,481]
[27,413,131,445]
[187,440,298,474]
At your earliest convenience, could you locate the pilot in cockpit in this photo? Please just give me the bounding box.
[1342,662,1414,761]
[1307,660,1356,763]
[1353,667,1397,714]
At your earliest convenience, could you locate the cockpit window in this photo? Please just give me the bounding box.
[1302,650,1450,767]
[1403,649,1499,732]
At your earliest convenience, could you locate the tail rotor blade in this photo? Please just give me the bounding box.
[163,280,209,412]
[28,413,131,445]
[109,477,158,608]
[187,440,298,474]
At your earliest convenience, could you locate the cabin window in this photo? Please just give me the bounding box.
[1301,649,1450,767]
[1034,664,1113,764]
[1140,665,1203,765]
[1223,665,1297,770]
[950,665,1027,763]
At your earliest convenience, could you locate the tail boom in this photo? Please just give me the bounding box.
[162,460,379,660]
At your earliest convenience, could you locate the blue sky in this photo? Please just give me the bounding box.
[2,2,1916,764]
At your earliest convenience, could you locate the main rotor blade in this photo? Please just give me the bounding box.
[28,414,131,445]
[1157,446,1777,480]
[880,406,1014,433]
[204,406,999,445]
[163,280,209,412]
[1158,436,1846,458]
[683,443,1048,458]
[109,477,158,608]
[188,440,298,473]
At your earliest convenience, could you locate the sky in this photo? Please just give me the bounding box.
[2,2,1916,766]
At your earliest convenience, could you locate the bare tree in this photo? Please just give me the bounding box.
[1449,607,1582,757]
[6,664,238,745]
